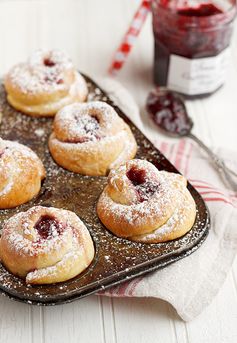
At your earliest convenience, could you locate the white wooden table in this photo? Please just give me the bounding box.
[0,1,237,342]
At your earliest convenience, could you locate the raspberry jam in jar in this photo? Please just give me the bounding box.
[151,0,237,97]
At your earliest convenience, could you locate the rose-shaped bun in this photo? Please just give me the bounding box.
[49,101,137,176]
[4,49,88,117]
[0,206,95,284]
[0,138,45,209]
[97,159,196,243]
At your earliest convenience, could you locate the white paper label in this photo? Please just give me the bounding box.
[167,48,230,95]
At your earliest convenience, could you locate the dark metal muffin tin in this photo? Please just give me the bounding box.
[0,75,210,305]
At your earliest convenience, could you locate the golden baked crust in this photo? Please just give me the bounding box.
[48,101,137,176]
[0,206,95,284]
[97,159,196,243]
[0,138,45,209]
[4,50,88,117]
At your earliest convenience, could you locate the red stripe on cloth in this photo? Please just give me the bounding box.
[203,197,236,207]
[188,178,237,207]
[190,179,237,194]
[109,276,144,297]
[107,283,122,296]
[128,277,144,296]
[174,140,186,171]
[168,143,175,162]
[190,179,224,189]
[189,179,212,185]
[193,184,219,190]
[196,187,231,197]
[190,180,237,198]
[159,141,169,155]
[200,192,236,207]
[184,142,193,177]
[200,190,232,198]
[193,184,236,201]
[191,180,237,204]
[116,281,131,296]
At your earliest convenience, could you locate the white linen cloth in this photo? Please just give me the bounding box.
[97,78,237,321]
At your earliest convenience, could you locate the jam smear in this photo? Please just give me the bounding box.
[44,58,56,67]
[146,88,193,136]
[178,4,223,17]
[126,166,146,186]
[34,215,63,239]
[127,166,159,202]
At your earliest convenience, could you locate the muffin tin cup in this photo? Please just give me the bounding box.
[0,75,210,305]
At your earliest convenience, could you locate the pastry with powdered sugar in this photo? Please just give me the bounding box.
[97,159,196,243]
[4,49,88,117]
[49,101,137,176]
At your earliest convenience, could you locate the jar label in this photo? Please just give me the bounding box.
[167,48,230,95]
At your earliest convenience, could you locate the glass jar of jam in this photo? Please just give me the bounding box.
[151,0,237,97]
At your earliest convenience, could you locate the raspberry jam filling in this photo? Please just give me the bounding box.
[178,3,223,16]
[43,58,56,67]
[146,88,193,136]
[34,215,64,240]
[126,166,159,202]
[126,166,146,185]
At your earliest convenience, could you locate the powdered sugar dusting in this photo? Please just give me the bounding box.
[54,101,121,143]
[50,100,137,174]
[0,179,14,198]
[0,138,41,160]
[34,128,45,137]
[26,240,84,283]
[7,50,73,94]
[131,189,196,242]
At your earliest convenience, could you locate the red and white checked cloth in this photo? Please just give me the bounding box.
[96,78,237,321]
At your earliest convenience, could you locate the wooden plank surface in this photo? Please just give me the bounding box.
[0,1,236,342]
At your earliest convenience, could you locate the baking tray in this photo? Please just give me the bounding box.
[0,74,210,305]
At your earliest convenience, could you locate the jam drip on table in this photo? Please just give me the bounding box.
[126,166,159,202]
[146,88,193,136]
[34,215,64,240]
